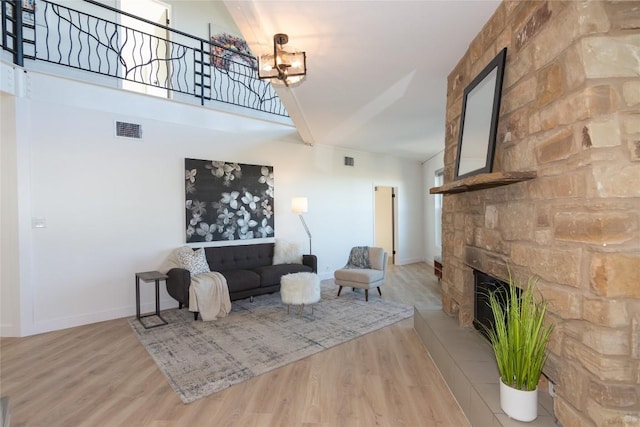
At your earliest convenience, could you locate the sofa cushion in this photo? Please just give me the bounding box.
[272,239,302,265]
[177,247,210,276]
[368,247,386,271]
[334,268,384,284]
[205,243,273,271]
[253,264,312,287]
[219,270,261,292]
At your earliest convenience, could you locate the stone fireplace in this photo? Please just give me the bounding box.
[437,1,640,426]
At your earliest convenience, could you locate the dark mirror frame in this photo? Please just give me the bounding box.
[454,47,507,180]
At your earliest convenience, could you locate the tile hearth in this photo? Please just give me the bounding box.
[414,309,558,427]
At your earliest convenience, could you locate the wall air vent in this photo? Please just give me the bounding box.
[344,156,354,167]
[115,121,142,139]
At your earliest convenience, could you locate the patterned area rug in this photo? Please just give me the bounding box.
[130,281,413,403]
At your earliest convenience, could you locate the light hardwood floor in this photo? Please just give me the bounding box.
[0,262,470,427]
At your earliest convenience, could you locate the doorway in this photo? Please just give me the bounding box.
[374,186,396,264]
[119,0,171,98]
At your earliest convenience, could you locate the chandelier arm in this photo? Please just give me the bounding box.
[273,37,287,83]
[259,33,305,87]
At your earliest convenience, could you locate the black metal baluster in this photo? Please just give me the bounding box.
[199,39,204,105]
[76,10,84,69]
[13,0,23,66]
[93,17,101,73]
[64,7,71,66]
[3,0,288,117]
[84,14,91,71]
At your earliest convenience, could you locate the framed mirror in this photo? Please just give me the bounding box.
[454,47,507,180]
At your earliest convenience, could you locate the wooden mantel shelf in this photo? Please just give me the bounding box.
[429,171,537,194]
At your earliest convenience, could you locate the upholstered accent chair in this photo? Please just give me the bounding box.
[334,246,388,301]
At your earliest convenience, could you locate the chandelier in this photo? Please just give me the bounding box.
[258,33,307,87]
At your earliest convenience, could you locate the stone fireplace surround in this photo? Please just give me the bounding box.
[433,2,640,426]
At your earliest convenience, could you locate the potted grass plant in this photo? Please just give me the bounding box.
[484,272,554,422]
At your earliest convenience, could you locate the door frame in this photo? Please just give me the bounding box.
[117,0,172,98]
[373,185,398,265]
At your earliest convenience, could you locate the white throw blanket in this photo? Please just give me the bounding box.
[189,272,231,321]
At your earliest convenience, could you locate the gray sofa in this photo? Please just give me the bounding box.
[166,243,317,319]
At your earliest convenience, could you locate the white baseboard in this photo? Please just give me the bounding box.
[318,272,335,281]
[0,323,19,337]
[11,275,349,336]
[395,257,425,266]
[30,299,179,336]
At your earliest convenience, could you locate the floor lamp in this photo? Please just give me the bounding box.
[291,197,312,254]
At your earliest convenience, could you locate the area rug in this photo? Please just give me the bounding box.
[129,281,413,403]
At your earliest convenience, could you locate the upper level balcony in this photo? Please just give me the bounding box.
[1,0,289,121]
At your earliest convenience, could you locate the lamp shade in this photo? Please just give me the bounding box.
[291,197,308,214]
[258,33,307,87]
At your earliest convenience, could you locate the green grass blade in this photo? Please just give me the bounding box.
[485,270,554,391]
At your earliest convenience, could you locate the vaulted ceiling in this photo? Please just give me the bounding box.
[224,0,501,161]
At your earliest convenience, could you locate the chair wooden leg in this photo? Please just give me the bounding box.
[365,289,369,302]
[194,312,199,321]
[337,286,343,296]
[178,302,183,309]
[377,287,382,296]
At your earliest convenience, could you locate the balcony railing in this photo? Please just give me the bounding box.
[1,0,288,117]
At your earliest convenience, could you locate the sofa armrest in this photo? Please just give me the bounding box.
[166,267,191,306]
[303,254,318,273]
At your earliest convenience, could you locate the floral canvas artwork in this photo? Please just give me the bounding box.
[210,33,257,71]
[185,159,274,242]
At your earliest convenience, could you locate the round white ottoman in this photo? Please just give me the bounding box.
[281,272,321,314]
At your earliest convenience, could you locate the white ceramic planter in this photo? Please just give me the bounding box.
[500,379,538,422]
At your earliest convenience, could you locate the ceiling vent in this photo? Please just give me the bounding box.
[344,156,354,167]
[115,121,142,139]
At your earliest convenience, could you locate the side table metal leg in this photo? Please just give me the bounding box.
[153,279,168,327]
[136,276,141,320]
[155,280,161,316]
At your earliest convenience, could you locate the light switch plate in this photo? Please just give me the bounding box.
[32,217,46,228]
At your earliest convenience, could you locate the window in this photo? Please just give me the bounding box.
[434,169,444,254]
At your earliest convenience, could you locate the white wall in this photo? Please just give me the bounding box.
[1,92,21,336]
[168,0,237,38]
[423,150,444,266]
[0,68,426,336]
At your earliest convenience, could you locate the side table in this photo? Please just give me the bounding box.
[434,256,443,282]
[135,271,168,329]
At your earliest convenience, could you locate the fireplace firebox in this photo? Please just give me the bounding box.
[473,269,519,341]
